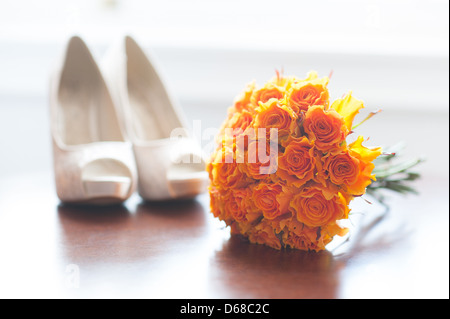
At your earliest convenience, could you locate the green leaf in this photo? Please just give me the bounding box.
[373,157,425,179]
[367,144,424,201]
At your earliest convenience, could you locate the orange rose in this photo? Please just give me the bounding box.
[209,187,235,223]
[283,227,322,252]
[242,139,278,179]
[224,193,241,220]
[206,160,213,182]
[227,110,254,132]
[273,74,296,91]
[215,113,253,150]
[303,105,347,153]
[232,81,256,113]
[213,163,244,188]
[324,151,360,186]
[220,188,259,224]
[282,218,346,251]
[277,136,316,187]
[254,99,298,137]
[209,186,222,219]
[253,182,292,220]
[290,187,348,227]
[247,220,282,250]
[323,222,349,240]
[301,223,350,251]
[251,84,284,105]
[345,136,382,195]
[210,153,248,189]
[287,82,329,114]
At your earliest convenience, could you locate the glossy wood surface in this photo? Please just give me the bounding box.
[0,101,448,299]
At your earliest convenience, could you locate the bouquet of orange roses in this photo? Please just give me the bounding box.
[207,71,421,252]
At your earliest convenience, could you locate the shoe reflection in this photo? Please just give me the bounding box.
[136,198,206,222]
[209,235,339,299]
[57,199,206,266]
[57,203,131,226]
[57,203,133,264]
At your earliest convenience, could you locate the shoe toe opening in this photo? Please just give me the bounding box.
[82,159,133,201]
[166,156,209,199]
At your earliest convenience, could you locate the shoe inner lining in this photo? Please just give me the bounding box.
[57,37,124,146]
[125,37,184,142]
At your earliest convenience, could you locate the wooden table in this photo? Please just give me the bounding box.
[0,100,448,299]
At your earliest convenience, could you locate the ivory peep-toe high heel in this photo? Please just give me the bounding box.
[102,36,208,201]
[50,36,137,205]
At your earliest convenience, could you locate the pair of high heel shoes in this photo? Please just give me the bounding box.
[50,36,208,205]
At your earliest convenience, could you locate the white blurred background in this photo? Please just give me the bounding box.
[0,0,448,299]
[0,0,448,177]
